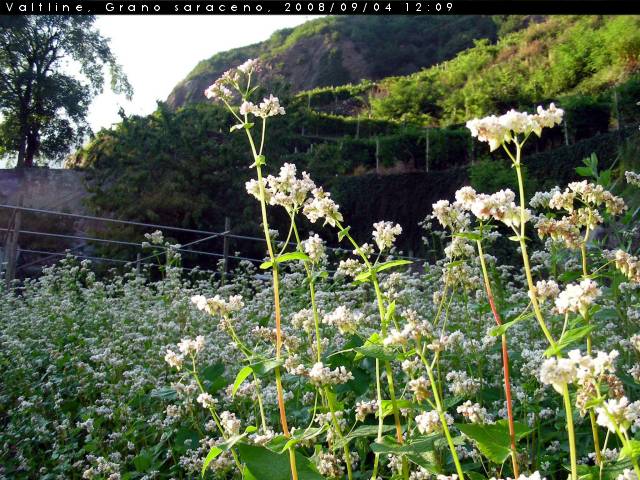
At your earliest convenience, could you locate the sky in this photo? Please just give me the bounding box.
[87,16,318,132]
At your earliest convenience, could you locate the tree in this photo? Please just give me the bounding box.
[0,16,131,168]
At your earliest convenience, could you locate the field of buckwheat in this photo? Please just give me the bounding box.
[2,58,640,480]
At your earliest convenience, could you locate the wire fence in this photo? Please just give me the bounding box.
[0,203,427,285]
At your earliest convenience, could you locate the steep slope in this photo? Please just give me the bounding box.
[166,16,499,109]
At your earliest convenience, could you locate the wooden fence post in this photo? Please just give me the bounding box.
[5,197,23,288]
[222,216,231,282]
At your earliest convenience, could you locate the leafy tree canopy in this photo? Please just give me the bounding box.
[0,16,131,167]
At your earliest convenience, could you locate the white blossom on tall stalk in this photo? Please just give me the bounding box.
[372,221,402,251]
[457,401,490,424]
[220,411,241,436]
[177,336,205,356]
[302,234,326,263]
[554,279,601,317]
[191,294,244,317]
[303,187,343,227]
[595,396,640,433]
[415,410,453,434]
[308,362,354,387]
[322,306,361,335]
[539,357,578,393]
[466,103,564,151]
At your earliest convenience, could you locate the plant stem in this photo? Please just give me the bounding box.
[512,143,577,480]
[245,126,298,480]
[325,387,354,480]
[476,239,519,478]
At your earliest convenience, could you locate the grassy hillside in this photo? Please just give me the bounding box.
[166,16,498,109]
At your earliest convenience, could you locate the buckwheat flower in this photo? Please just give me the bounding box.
[625,171,640,188]
[596,397,637,433]
[457,401,489,424]
[372,221,402,251]
[164,349,184,370]
[499,109,540,136]
[196,393,217,409]
[432,199,469,230]
[617,469,638,480]
[322,306,361,334]
[303,187,343,227]
[539,357,577,393]
[355,400,378,421]
[177,336,205,355]
[190,295,208,311]
[409,376,431,402]
[239,101,258,116]
[533,103,564,129]
[517,472,545,480]
[555,279,601,317]
[415,410,452,434]
[466,115,508,151]
[534,280,560,303]
[237,58,259,74]
[308,362,354,387]
[316,452,344,478]
[455,186,478,209]
[530,187,561,209]
[446,370,481,396]
[250,94,285,118]
[631,335,640,353]
[204,81,233,102]
[219,411,241,436]
[614,250,640,283]
[410,467,432,480]
[245,178,270,203]
[144,230,164,245]
[265,163,316,211]
[302,234,325,263]
[291,308,314,331]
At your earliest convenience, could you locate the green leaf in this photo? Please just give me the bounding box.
[508,235,520,242]
[374,259,413,273]
[456,420,531,464]
[279,427,327,453]
[353,334,396,362]
[260,252,310,270]
[202,363,226,393]
[149,387,178,400]
[232,366,254,397]
[244,122,255,130]
[377,399,414,419]
[334,425,396,449]
[489,311,535,337]
[250,358,284,376]
[277,251,310,264]
[230,123,244,132]
[370,434,438,456]
[201,446,223,477]
[453,231,482,241]
[238,444,323,480]
[133,449,153,472]
[575,166,593,177]
[385,300,396,325]
[338,226,351,241]
[619,439,640,460]
[545,325,594,357]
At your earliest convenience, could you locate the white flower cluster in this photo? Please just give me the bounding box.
[204,59,259,102]
[164,336,206,370]
[240,94,286,119]
[534,279,560,303]
[415,410,453,434]
[191,294,244,317]
[355,400,378,421]
[554,279,601,317]
[625,171,640,187]
[409,376,431,402]
[372,221,403,251]
[196,392,217,409]
[246,163,316,213]
[596,396,640,433]
[539,349,618,393]
[316,451,344,478]
[308,362,354,387]
[303,187,344,227]
[220,410,241,436]
[446,370,481,397]
[613,249,640,283]
[466,103,564,152]
[457,401,490,424]
[322,305,361,335]
[431,199,470,231]
[550,181,627,216]
[303,234,326,263]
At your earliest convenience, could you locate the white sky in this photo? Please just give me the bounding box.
[88,16,318,132]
